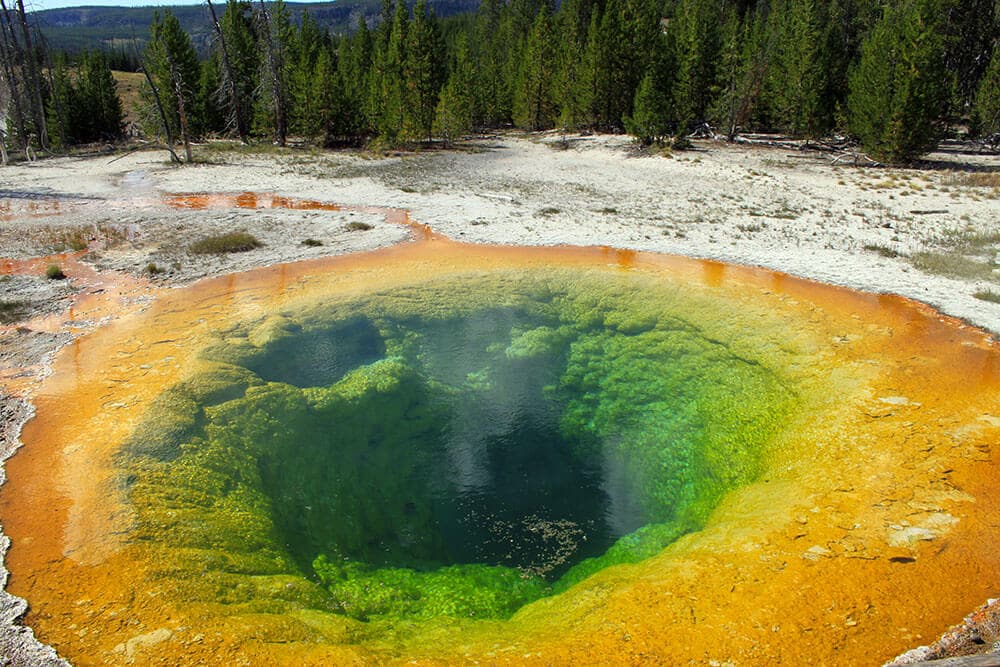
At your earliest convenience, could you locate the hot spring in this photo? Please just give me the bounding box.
[2,231,999,665]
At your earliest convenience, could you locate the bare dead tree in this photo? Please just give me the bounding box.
[133,35,182,163]
[206,0,249,144]
[256,0,286,146]
[166,55,194,162]
[0,0,29,157]
[12,0,48,150]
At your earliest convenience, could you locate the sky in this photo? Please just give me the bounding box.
[26,0,209,12]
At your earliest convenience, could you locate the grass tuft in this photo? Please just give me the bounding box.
[302,238,324,246]
[863,243,900,258]
[0,300,30,323]
[45,264,66,280]
[346,222,374,232]
[974,289,1000,304]
[911,252,994,281]
[189,231,262,254]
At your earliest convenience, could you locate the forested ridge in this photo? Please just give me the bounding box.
[2,0,999,164]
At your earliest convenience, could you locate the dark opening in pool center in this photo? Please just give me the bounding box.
[120,273,794,622]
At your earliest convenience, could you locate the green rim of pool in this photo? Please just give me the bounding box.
[116,268,799,630]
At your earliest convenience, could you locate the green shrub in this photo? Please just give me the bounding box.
[302,238,324,247]
[45,264,66,280]
[345,222,374,232]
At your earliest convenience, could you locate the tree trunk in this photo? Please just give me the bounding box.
[257,0,286,146]
[135,38,181,163]
[206,0,249,144]
[0,0,29,156]
[168,58,194,162]
[13,0,48,151]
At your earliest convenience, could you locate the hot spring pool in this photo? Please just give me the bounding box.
[2,234,998,665]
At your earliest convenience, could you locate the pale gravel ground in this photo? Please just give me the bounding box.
[0,133,998,664]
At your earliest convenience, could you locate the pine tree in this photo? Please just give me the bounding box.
[79,50,125,142]
[373,0,408,141]
[46,52,76,148]
[219,0,258,139]
[513,7,558,130]
[472,0,509,127]
[256,0,292,145]
[586,0,630,131]
[554,0,595,130]
[196,55,226,136]
[971,41,1000,140]
[145,10,202,157]
[671,0,722,136]
[848,0,949,162]
[941,0,998,116]
[711,11,751,139]
[339,17,372,136]
[766,0,826,138]
[626,68,670,145]
[434,33,475,143]
[403,0,446,141]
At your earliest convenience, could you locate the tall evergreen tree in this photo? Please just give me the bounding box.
[471,0,509,127]
[434,32,475,143]
[256,0,292,145]
[710,9,765,139]
[513,6,558,130]
[196,54,226,136]
[371,0,408,141]
[144,9,202,158]
[78,50,125,141]
[45,52,75,148]
[941,0,998,117]
[586,0,630,131]
[219,0,258,140]
[671,0,722,136]
[766,0,826,137]
[554,0,596,130]
[848,0,950,162]
[339,17,373,135]
[971,40,1000,140]
[626,68,671,144]
[403,0,447,141]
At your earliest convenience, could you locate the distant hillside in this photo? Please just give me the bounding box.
[31,0,479,55]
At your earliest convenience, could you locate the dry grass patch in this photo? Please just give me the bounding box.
[863,243,900,258]
[974,289,1000,304]
[189,231,262,254]
[941,172,1000,188]
[911,252,996,281]
[0,300,31,323]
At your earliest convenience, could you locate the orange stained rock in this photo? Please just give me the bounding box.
[0,208,998,666]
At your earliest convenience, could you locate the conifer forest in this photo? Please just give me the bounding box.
[1,0,999,163]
